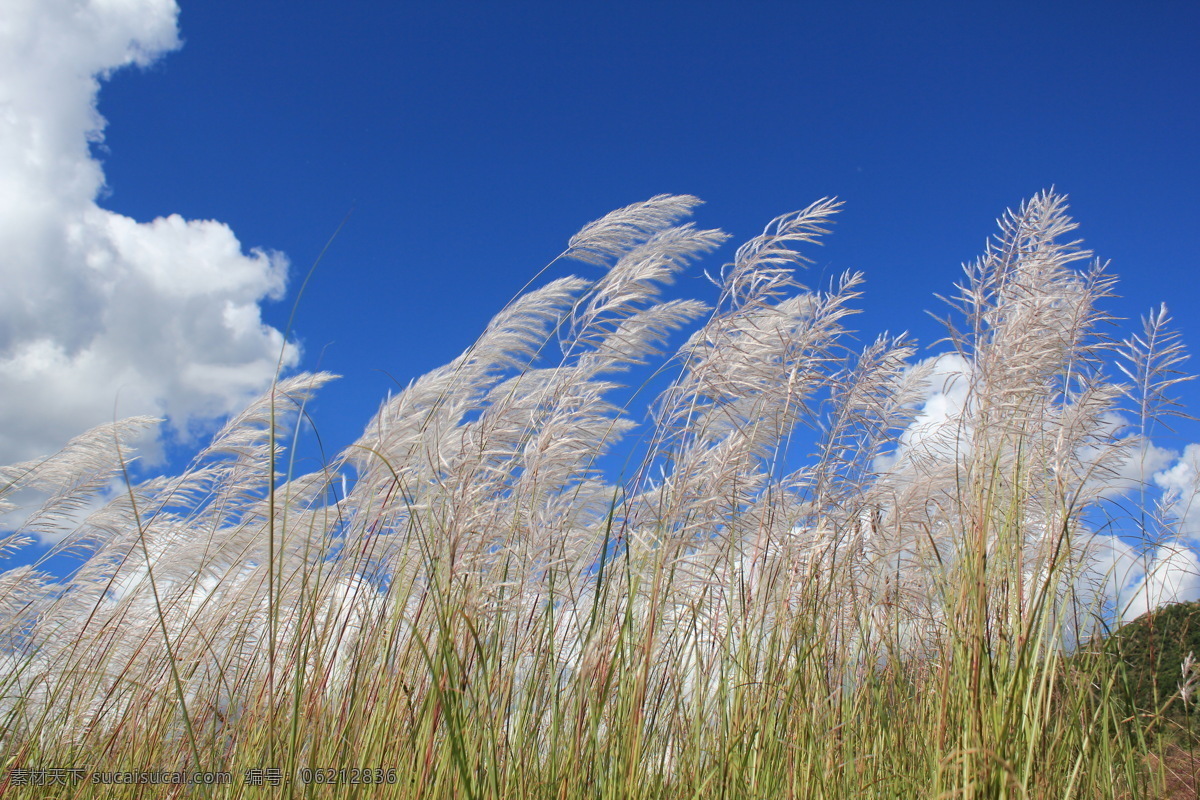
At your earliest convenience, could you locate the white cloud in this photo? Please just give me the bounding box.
[1120,544,1200,621]
[902,352,972,454]
[873,352,972,473]
[0,0,298,466]
[1077,533,1200,625]
[1092,424,1176,500]
[1083,442,1200,623]
[871,350,1200,627]
[1155,443,1200,543]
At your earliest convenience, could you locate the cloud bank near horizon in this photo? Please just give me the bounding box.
[884,352,1200,622]
[0,0,298,466]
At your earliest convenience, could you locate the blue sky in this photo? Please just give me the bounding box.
[3,0,1199,595]
[94,0,1200,461]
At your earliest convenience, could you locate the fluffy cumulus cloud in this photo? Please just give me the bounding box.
[873,349,1200,623]
[1123,545,1200,620]
[0,0,298,465]
[872,352,972,474]
[1082,534,1200,623]
[1156,444,1200,542]
[1088,444,1200,619]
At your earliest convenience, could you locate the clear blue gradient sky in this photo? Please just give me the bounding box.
[3,0,1199,584]
[95,0,1200,462]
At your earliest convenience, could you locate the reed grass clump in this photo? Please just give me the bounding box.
[0,191,1195,798]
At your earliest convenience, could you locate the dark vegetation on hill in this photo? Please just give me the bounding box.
[1086,600,1200,745]
[1066,601,1200,799]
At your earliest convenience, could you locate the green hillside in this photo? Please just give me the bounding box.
[1095,601,1200,742]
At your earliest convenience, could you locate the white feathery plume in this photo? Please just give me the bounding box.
[565,194,706,268]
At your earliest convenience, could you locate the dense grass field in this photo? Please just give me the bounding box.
[1,191,1196,798]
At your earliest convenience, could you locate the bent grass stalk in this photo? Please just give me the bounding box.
[0,192,1193,798]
